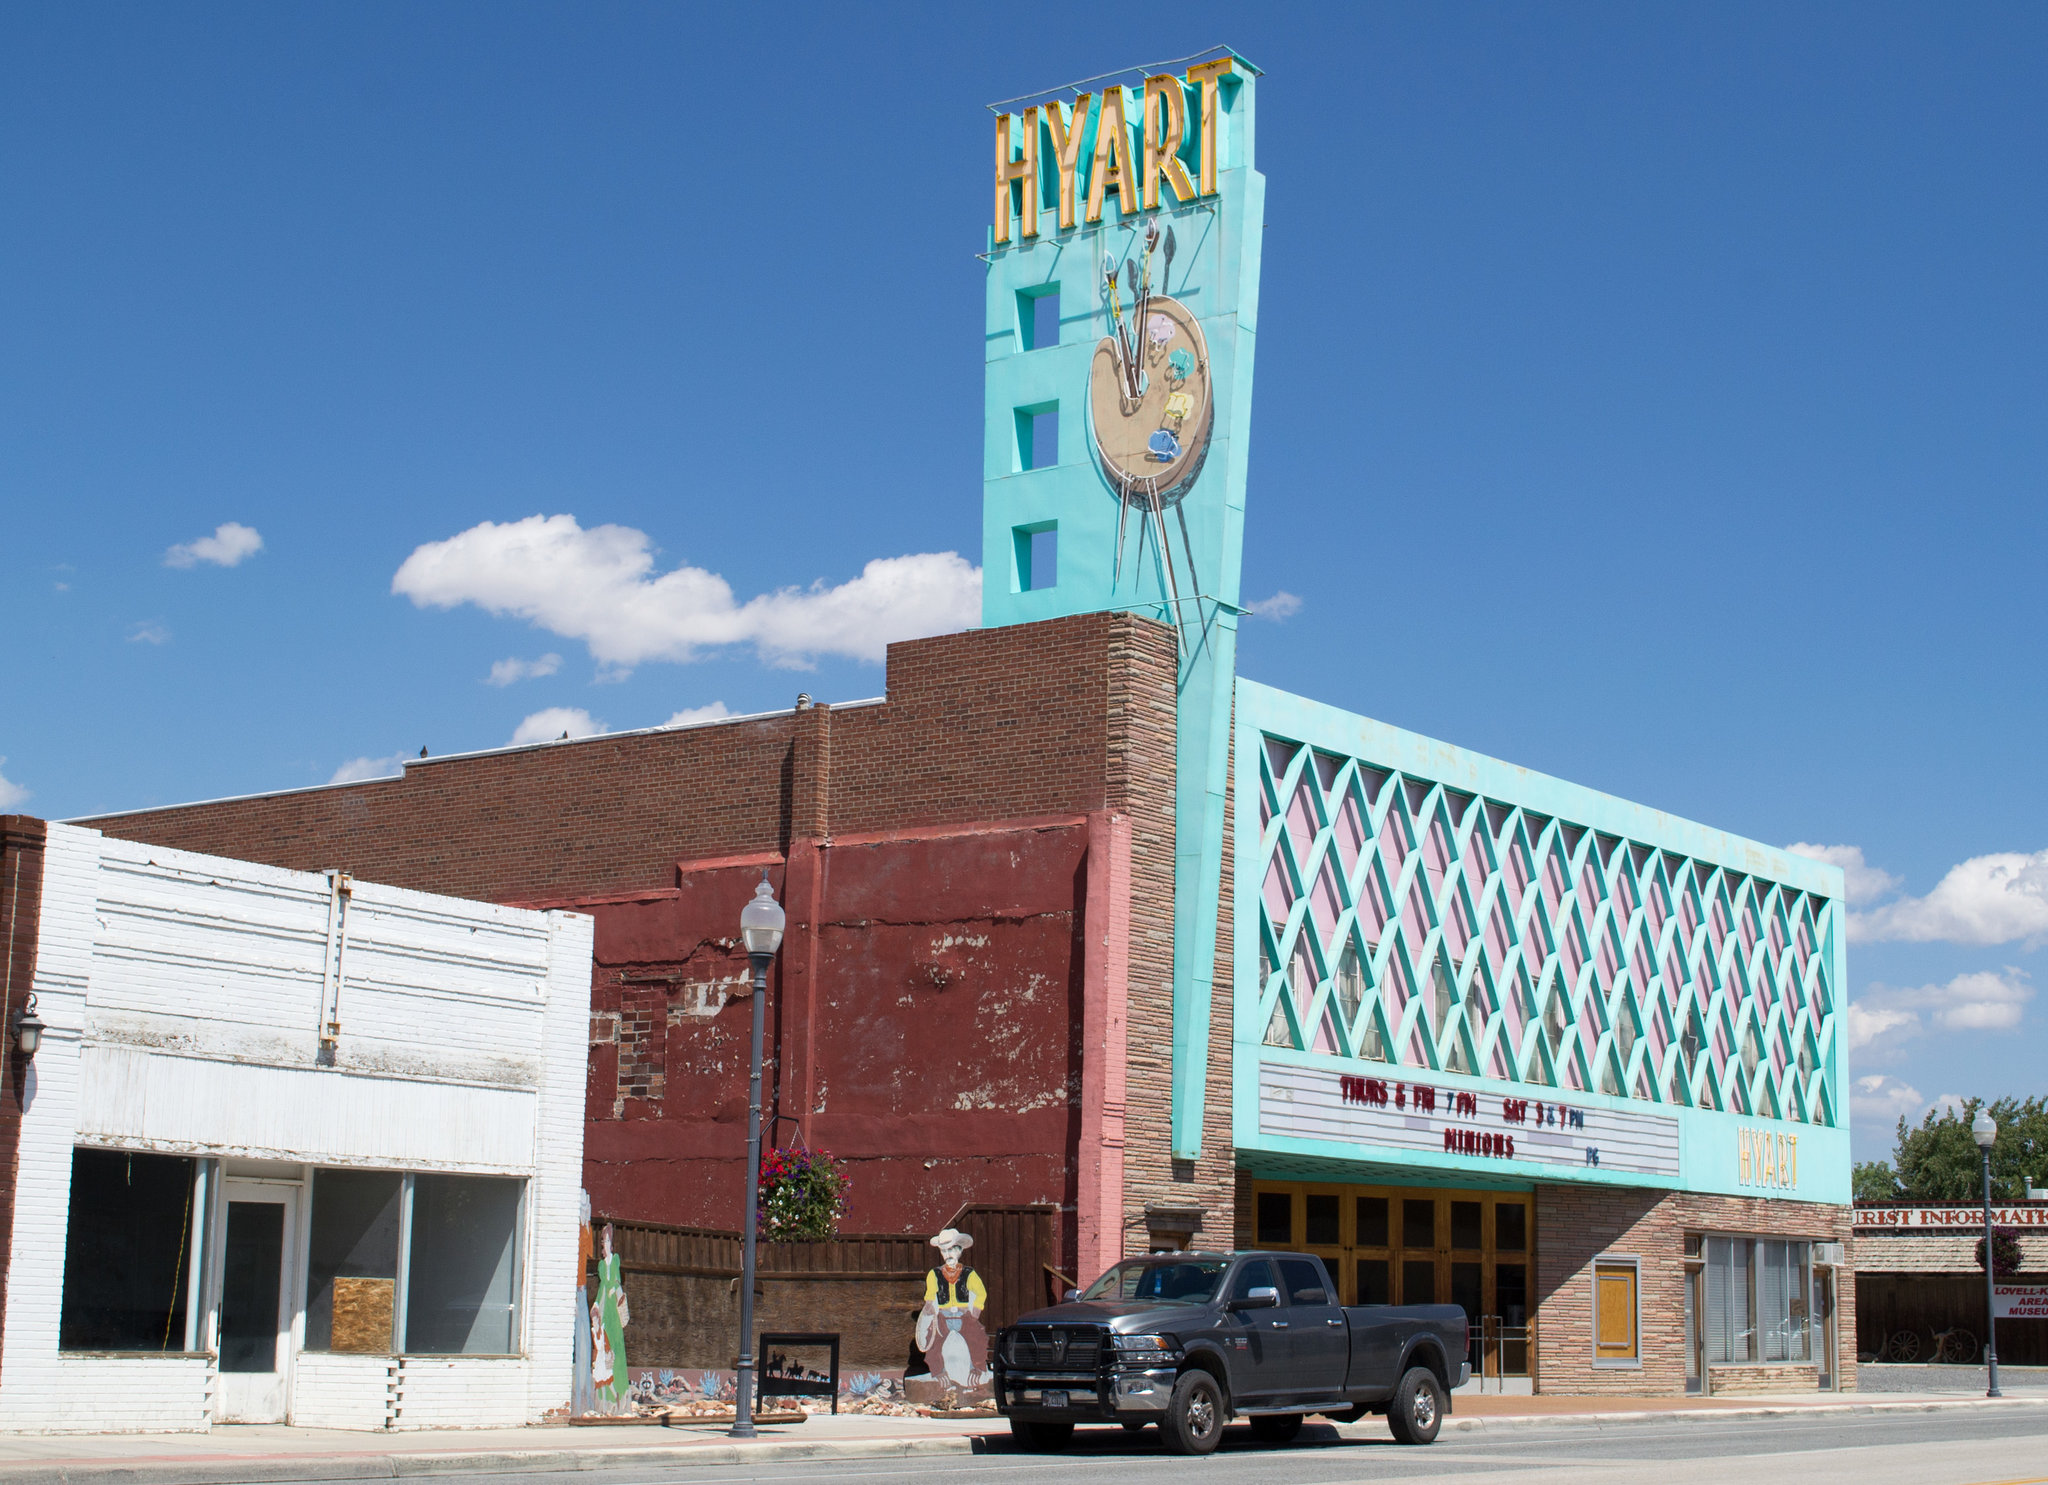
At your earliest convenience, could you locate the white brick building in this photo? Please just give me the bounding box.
[0,824,591,1432]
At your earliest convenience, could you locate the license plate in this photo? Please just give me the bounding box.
[1042,1390,1069,1410]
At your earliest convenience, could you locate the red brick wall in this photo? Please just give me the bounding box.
[0,815,48,1378]
[1535,1184,1857,1395]
[91,613,1168,901]
[89,614,1184,1255]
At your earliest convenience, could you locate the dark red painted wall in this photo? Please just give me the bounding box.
[571,821,1089,1236]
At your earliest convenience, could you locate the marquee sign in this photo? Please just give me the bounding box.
[1853,1204,2048,1230]
[1258,1061,1682,1178]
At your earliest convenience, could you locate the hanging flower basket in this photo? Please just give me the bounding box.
[1976,1227,2023,1278]
[757,1147,849,1242]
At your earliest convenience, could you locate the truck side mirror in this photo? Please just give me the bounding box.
[1063,1288,1081,1302]
[1230,1286,1280,1310]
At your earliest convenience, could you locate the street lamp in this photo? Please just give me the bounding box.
[732,876,786,1439]
[1973,1109,2002,1399]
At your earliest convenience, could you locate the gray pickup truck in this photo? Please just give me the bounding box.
[992,1250,1467,1454]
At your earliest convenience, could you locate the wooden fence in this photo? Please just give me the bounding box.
[594,1204,1060,1371]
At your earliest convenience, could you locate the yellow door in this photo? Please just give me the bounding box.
[1594,1263,1638,1362]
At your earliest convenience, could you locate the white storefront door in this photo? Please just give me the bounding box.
[215,1180,299,1423]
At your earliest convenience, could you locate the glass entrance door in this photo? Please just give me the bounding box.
[1252,1181,1535,1386]
[1814,1267,1837,1390]
[216,1182,297,1423]
[1684,1264,1704,1393]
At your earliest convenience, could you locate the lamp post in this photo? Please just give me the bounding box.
[732,876,785,1439]
[1973,1109,2002,1399]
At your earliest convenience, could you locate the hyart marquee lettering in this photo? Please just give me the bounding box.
[993,58,1236,243]
[1738,1126,1799,1189]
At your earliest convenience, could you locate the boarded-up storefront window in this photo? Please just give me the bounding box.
[305,1170,403,1353]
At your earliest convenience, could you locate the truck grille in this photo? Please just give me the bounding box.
[1003,1327,1102,1370]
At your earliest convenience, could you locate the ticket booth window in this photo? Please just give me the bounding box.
[1594,1258,1641,1365]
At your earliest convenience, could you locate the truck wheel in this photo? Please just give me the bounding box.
[1160,1371,1226,1456]
[1010,1420,1073,1452]
[1249,1412,1303,1443]
[1385,1366,1444,1445]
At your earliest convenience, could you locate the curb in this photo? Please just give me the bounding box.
[1,1397,2042,1484]
[0,1434,985,1485]
[1440,1394,2048,1433]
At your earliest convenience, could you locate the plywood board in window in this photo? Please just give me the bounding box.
[331,1276,394,1354]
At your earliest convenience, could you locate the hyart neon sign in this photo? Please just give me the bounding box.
[991,58,1237,242]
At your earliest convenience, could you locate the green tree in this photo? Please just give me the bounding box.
[1852,1160,1901,1203]
[1889,1096,2048,1202]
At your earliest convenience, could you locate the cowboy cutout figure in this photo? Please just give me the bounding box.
[915,1227,989,1388]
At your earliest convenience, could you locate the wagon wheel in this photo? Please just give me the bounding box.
[1939,1328,1976,1364]
[1884,1330,1921,1363]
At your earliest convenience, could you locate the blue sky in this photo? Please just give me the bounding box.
[3,3,2043,1164]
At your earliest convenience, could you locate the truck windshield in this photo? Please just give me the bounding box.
[1079,1259,1228,1305]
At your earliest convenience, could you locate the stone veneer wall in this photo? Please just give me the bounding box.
[1535,1184,1856,1395]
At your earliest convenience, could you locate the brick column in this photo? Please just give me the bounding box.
[0,815,49,1380]
[781,703,832,1139]
[1076,810,1132,1284]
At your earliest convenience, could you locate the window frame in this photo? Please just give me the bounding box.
[57,1146,212,1356]
[278,1166,531,1360]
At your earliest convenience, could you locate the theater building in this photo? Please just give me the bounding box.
[75,51,1852,1395]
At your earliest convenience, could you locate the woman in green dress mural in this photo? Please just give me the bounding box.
[589,1223,631,1412]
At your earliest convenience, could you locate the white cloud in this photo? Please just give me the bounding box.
[165,522,264,569]
[1847,968,2032,1060]
[486,653,562,687]
[1847,1004,1918,1051]
[1852,1073,1926,1125]
[1785,843,1904,908]
[1927,968,2033,1030]
[1851,850,2048,946]
[391,514,981,670]
[328,753,409,785]
[127,620,170,645]
[1245,590,1302,621]
[509,707,606,747]
[0,758,30,809]
[662,702,732,727]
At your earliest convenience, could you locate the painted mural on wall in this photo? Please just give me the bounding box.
[914,1227,990,1395]
[590,1222,632,1413]
[573,1191,598,1416]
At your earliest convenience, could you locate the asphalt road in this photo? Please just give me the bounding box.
[388,1409,2048,1485]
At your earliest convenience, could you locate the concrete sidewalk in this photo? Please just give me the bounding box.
[0,1395,2043,1484]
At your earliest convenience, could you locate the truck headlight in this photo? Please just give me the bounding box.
[1111,1333,1179,1358]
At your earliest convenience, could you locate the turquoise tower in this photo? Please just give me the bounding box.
[980,53,1263,1157]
